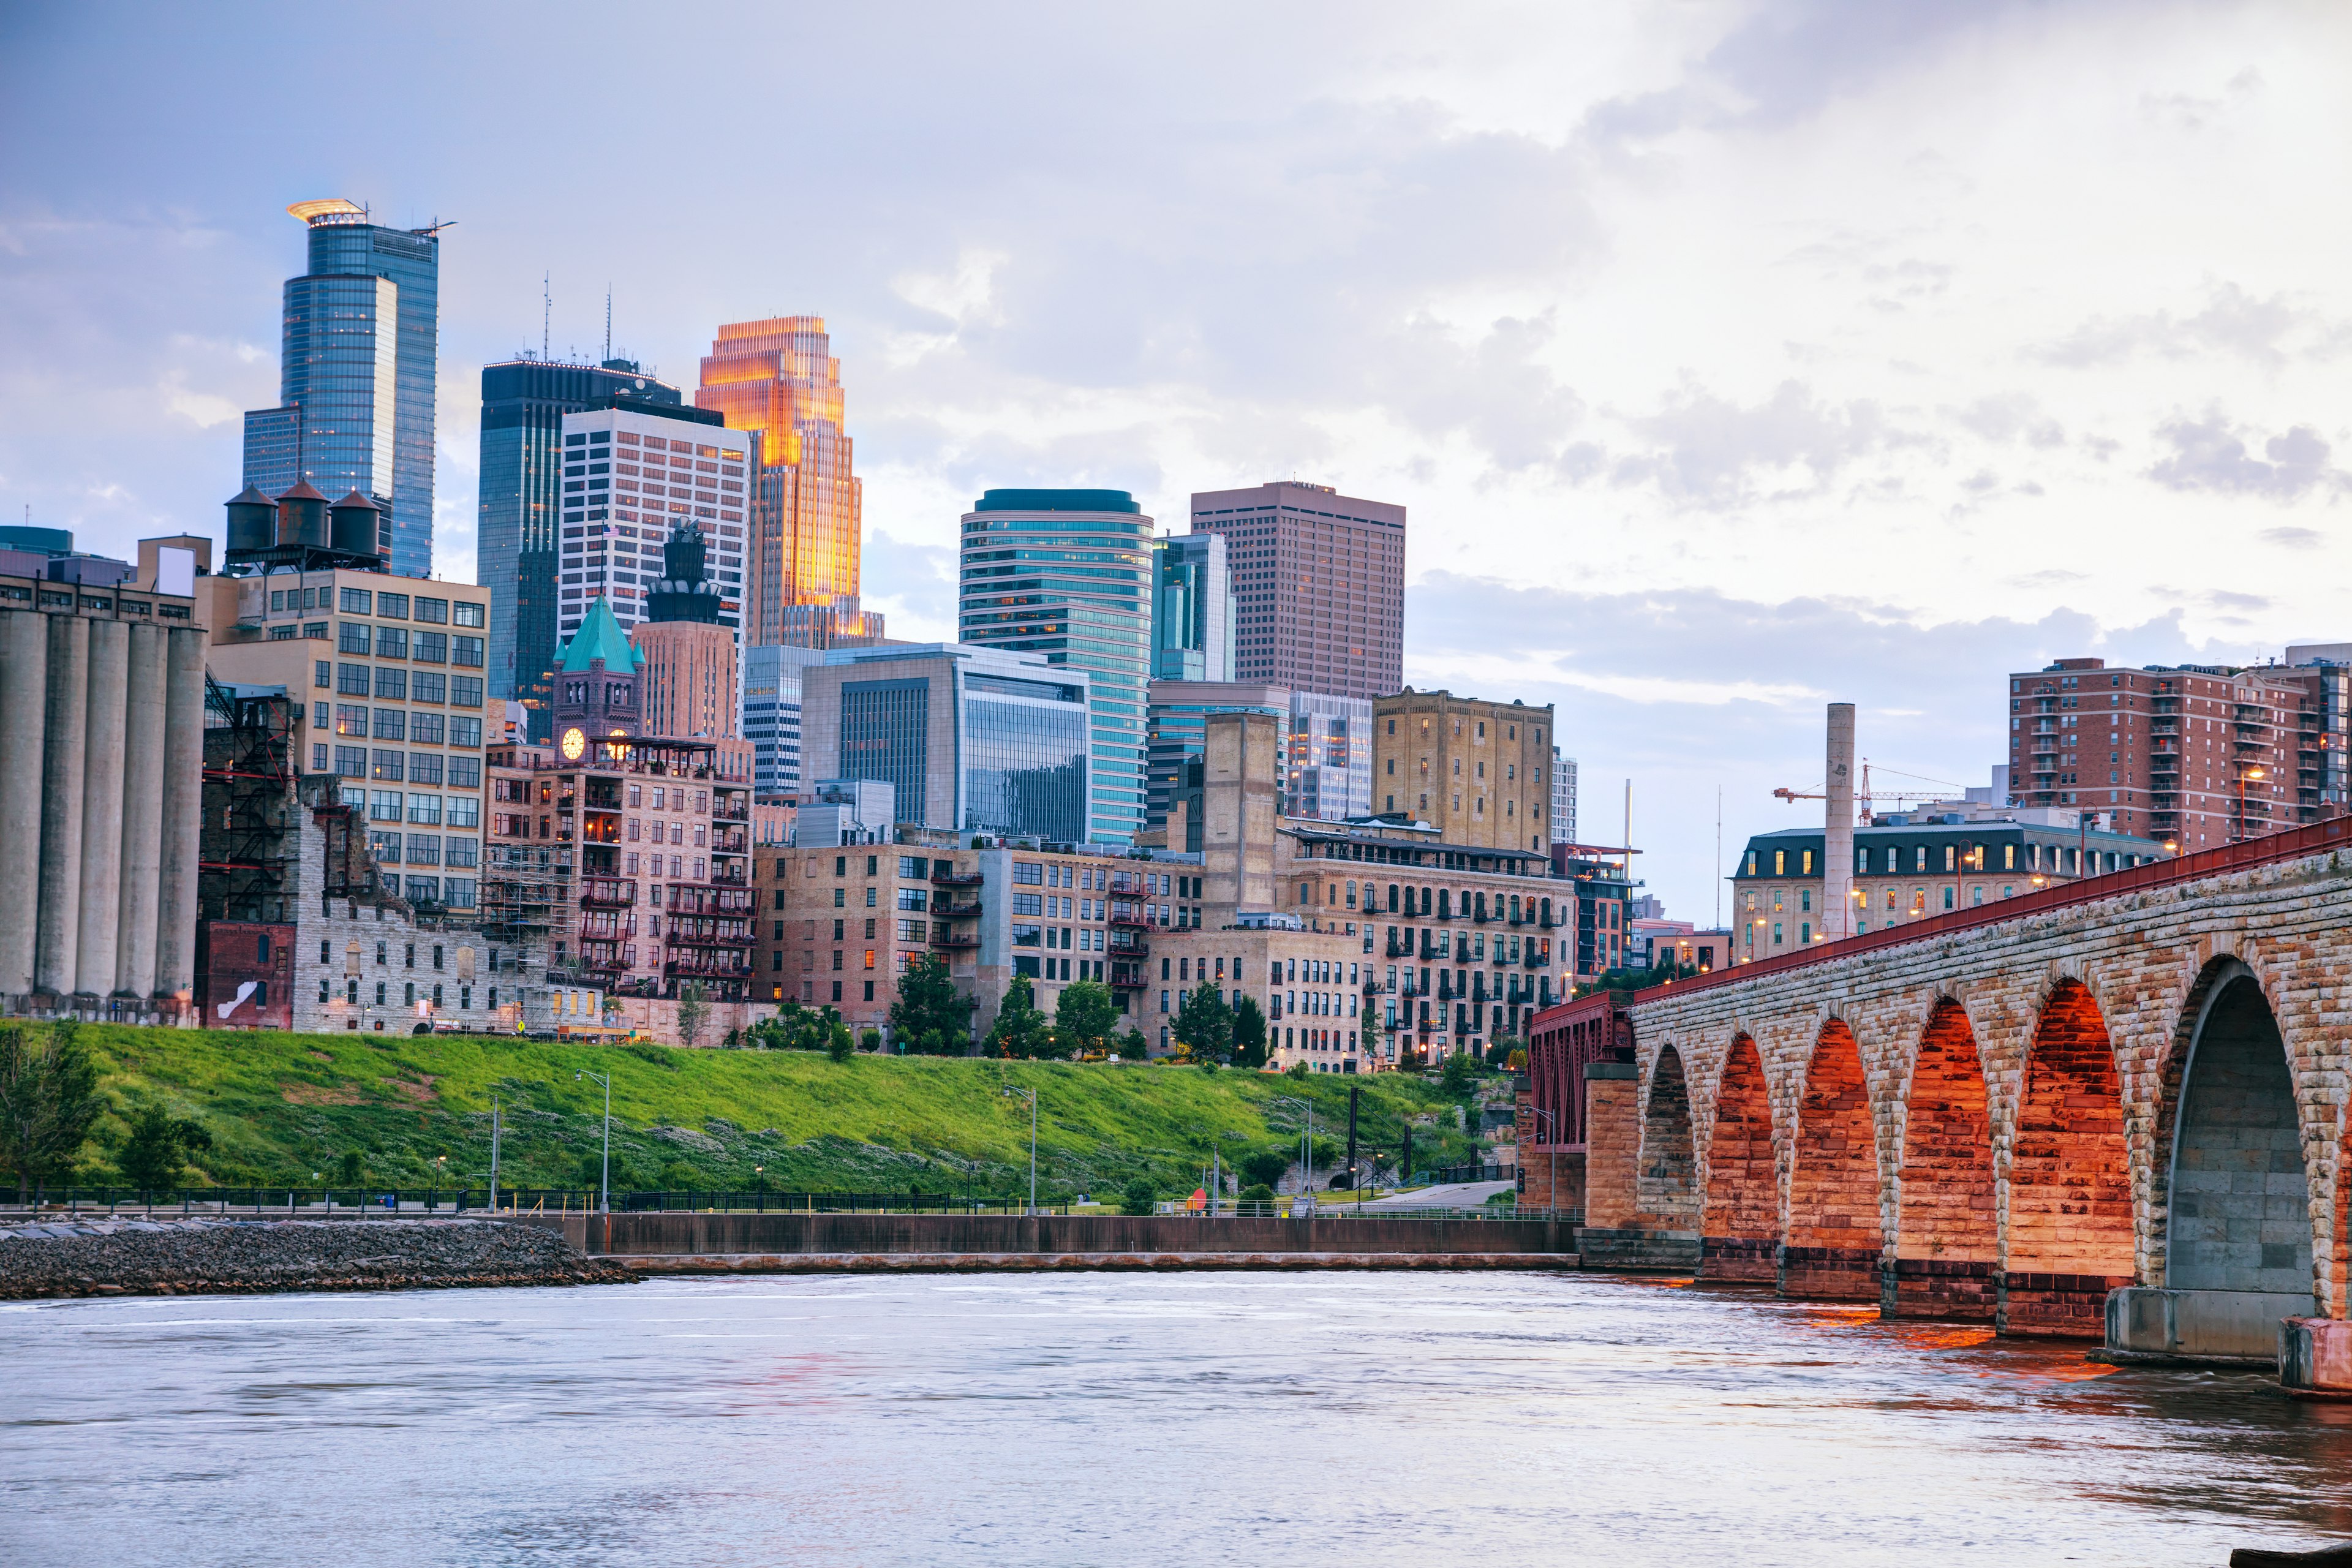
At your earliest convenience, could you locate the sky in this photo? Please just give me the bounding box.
[4,1,2348,924]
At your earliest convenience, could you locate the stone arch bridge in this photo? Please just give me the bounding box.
[1526,818,2351,1374]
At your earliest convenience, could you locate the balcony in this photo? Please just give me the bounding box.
[1110,909,1154,929]
[581,878,636,908]
[1108,963,1148,989]
[1107,933,1149,958]
[932,867,983,888]
[935,898,982,919]
[930,930,980,950]
[711,829,747,854]
[665,952,750,978]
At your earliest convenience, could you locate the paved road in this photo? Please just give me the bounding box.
[1344,1180,1517,1211]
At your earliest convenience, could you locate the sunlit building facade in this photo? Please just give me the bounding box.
[959,489,1153,845]
[554,404,744,647]
[695,317,880,648]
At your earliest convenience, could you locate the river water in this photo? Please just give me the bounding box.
[4,1272,2348,1566]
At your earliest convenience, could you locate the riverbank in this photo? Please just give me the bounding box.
[0,1217,636,1300]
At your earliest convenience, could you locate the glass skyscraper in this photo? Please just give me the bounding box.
[1150,532,1235,680]
[241,199,441,578]
[1287,691,1372,820]
[959,489,1153,844]
[477,359,685,732]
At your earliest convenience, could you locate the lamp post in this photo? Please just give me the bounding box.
[1272,1095,1313,1213]
[2236,764,2267,845]
[576,1068,611,1213]
[1210,1129,1246,1218]
[1001,1085,1037,1214]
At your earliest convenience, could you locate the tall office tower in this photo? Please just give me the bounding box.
[1286,692,1371,820]
[1187,480,1405,700]
[740,643,828,801]
[553,403,743,656]
[1144,679,1289,842]
[242,199,442,578]
[959,489,1153,844]
[695,317,881,648]
[801,643,1092,841]
[631,524,738,741]
[1551,747,1578,845]
[1150,533,1235,680]
[478,359,685,729]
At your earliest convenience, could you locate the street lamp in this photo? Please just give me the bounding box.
[1001,1084,1037,1215]
[1272,1095,1314,1212]
[2237,765,2267,845]
[576,1068,612,1213]
[1209,1129,1248,1218]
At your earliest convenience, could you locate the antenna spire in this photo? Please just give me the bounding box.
[542,273,551,360]
[605,285,612,364]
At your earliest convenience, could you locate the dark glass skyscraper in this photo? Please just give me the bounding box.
[476,359,683,739]
[241,200,442,578]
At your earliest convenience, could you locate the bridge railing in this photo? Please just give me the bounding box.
[1610,814,2352,1006]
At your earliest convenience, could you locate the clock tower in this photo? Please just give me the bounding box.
[551,595,643,757]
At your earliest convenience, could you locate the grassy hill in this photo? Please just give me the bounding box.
[63,1026,1485,1199]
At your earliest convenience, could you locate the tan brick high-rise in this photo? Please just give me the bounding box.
[1372,689,1555,852]
[1188,481,1403,701]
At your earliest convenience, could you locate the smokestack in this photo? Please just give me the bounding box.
[1823,703,1855,941]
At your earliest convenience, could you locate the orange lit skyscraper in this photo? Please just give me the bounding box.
[695,317,883,649]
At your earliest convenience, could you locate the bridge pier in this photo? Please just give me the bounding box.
[2002,1272,2133,1338]
[1884,1258,1997,1321]
[1777,1246,1880,1302]
[1698,1236,1776,1283]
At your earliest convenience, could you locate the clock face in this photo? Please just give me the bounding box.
[561,727,586,760]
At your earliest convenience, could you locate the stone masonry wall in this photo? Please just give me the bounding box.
[1592,843,2352,1322]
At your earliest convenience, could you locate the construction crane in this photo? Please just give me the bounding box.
[1772,762,1962,823]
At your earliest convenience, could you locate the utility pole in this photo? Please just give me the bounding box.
[576,1069,611,1213]
[1344,1084,1360,1203]
[488,1093,500,1212]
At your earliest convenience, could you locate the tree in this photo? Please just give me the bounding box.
[0,1023,101,1199]
[891,954,977,1055]
[1230,993,1268,1069]
[674,981,709,1047]
[1119,1177,1157,1216]
[1054,979,1119,1057]
[337,1149,365,1186]
[1117,1027,1149,1061]
[859,1028,883,1053]
[1483,1035,1525,1070]
[827,1025,855,1063]
[1238,1149,1291,1191]
[1438,1050,1479,1098]
[117,1106,213,1192]
[986,974,1054,1059]
[1170,982,1234,1065]
[1360,993,1385,1065]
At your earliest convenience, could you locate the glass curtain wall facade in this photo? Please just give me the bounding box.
[741,643,826,801]
[1287,692,1371,820]
[695,317,878,647]
[243,203,441,578]
[1551,748,1578,845]
[477,360,684,739]
[962,673,1090,843]
[839,679,932,824]
[1151,533,1235,680]
[959,489,1153,845]
[1144,679,1290,834]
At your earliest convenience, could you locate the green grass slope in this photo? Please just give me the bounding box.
[74,1026,1482,1199]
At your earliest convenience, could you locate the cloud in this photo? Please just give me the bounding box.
[2260,526,2323,550]
[1611,380,1888,505]
[2147,413,2345,499]
[2036,281,2338,370]
[1948,393,2064,448]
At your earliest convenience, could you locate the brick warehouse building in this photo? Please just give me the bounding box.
[1371,688,1556,852]
[2007,653,2350,848]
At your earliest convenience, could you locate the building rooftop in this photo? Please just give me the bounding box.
[971,488,1140,514]
[558,597,640,674]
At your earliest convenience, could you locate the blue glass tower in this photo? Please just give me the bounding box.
[241,200,441,579]
[958,489,1152,844]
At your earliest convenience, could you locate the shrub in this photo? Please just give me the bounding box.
[1119,1177,1156,1215]
[1238,1150,1290,1190]
[1238,1183,1274,1203]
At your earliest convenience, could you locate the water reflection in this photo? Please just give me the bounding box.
[2,1272,2347,1567]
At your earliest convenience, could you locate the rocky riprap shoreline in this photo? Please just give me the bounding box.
[0,1216,638,1300]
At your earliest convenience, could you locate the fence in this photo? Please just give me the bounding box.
[1416,1163,1515,1185]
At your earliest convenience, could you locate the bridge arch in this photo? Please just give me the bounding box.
[2152,957,2315,1313]
[1702,1033,1778,1281]
[1783,1016,1883,1300]
[2003,976,2133,1335]
[1890,996,1997,1319]
[1637,1043,1700,1229]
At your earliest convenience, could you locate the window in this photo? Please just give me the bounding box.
[334,745,366,778]
[409,795,443,825]
[370,748,403,781]
[449,717,483,748]
[414,597,448,625]
[411,712,445,745]
[375,593,409,620]
[450,676,483,707]
[374,666,407,701]
[453,601,485,628]
[412,671,447,704]
[372,709,405,741]
[340,588,371,614]
[338,622,371,654]
[409,753,443,786]
[313,660,331,689]
[338,662,370,695]
[447,757,481,791]
[453,636,484,668]
[413,630,448,663]
[375,626,409,659]
[899,856,929,879]
[334,704,367,737]
[369,790,402,823]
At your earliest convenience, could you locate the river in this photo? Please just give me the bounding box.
[4,1272,2348,1566]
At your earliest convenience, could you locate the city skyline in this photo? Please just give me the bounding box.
[7,5,2350,921]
